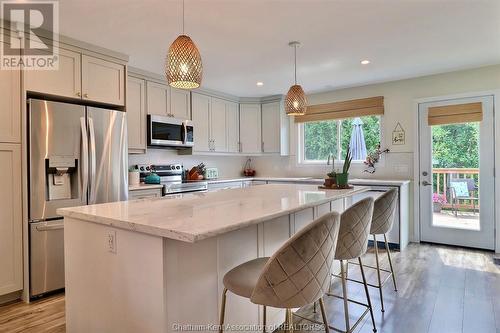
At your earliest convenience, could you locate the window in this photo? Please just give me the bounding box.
[300,116,381,163]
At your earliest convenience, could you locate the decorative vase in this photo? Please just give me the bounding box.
[433,202,442,213]
[128,171,140,185]
[335,173,349,187]
[324,177,336,188]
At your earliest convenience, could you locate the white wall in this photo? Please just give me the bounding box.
[129,149,247,178]
[253,64,500,180]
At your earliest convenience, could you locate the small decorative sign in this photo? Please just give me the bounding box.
[392,122,405,145]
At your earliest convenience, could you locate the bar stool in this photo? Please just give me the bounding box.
[327,197,377,333]
[219,211,341,333]
[346,189,398,312]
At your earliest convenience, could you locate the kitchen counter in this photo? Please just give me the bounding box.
[59,184,367,242]
[205,176,410,186]
[59,184,367,333]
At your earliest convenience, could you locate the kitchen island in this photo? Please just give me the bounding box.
[58,184,368,333]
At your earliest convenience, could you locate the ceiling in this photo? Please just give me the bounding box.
[58,0,500,97]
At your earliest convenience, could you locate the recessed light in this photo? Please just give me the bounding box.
[361,60,371,65]
[256,82,264,86]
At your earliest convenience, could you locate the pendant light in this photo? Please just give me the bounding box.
[165,0,203,89]
[285,41,307,116]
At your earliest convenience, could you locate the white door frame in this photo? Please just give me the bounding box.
[413,90,500,253]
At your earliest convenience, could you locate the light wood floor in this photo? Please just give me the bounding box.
[0,243,498,333]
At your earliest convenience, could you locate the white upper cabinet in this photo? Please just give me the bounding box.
[191,93,211,152]
[81,55,125,106]
[25,48,82,99]
[0,143,23,296]
[210,98,228,152]
[146,81,169,116]
[170,88,191,119]
[0,52,21,143]
[239,103,262,154]
[226,101,240,153]
[127,76,146,153]
[261,102,281,154]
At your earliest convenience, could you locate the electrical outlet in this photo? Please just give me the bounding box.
[107,230,117,253]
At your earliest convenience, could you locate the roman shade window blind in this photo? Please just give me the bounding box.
[294,96,384,123]
[427,102,483,126]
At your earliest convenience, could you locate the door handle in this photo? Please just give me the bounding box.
[80,117,89,201]
[88,117,97,204]
[421,180,432,186]
[36,224,64,231]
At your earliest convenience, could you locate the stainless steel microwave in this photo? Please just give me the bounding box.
[147,115,194,148]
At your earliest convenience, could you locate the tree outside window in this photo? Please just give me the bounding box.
[303,116,381,162]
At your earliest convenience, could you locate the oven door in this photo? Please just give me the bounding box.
[148,115,185,147]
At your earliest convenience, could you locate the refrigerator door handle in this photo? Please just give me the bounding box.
[80,117,89,201]
[88,117,97,204]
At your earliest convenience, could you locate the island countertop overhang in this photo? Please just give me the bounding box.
[57,184,369,242]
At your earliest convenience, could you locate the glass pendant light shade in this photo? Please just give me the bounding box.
[285,41,306,116]
[285,84,307,115]
[166,35,203,89]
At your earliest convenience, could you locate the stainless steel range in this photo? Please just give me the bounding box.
[138,164,207,195]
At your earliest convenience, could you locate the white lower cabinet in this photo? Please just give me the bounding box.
[239,103,262,154]
[129,188,162,200]
[0,144,23,296]
[207,181,243,192]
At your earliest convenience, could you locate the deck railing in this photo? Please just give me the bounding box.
[433,168,479,210]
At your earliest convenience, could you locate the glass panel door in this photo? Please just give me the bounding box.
[419,96,495,249]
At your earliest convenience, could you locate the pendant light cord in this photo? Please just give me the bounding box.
[182,0,185,34]
[294,44,297,85]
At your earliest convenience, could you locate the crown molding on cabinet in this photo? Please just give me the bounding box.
[1,19,128,64]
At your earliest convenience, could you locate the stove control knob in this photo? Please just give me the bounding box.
[176,166,181,170]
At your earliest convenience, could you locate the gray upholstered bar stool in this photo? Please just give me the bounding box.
[219,211,341,333]
[346,189,398,312]
[327,197,377,333]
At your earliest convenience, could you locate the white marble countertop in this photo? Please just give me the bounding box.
[205,177,410,187]
[58,184,368,243]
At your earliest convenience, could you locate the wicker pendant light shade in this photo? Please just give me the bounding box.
[285,84,307,115]
[285,41,307,116]
[165,0,203,90]
[166,34,203,89]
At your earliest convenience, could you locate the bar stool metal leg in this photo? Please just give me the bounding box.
[219,288,228,333]
[359,257,377,332]
[340,260,350,332]
[263,306,266,333]
[318,297,330,333]
[384,234,398,291]
[373,234,385,312]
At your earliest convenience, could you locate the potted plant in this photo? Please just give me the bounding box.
[324,154,336,187]
[336,146,353,188]
[432,193,447,213]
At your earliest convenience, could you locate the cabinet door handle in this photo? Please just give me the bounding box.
[84,93,89,98]
[261,141,264,152]
[76,92,81,97]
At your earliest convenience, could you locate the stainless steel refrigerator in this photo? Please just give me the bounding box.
[28,99,128,297]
